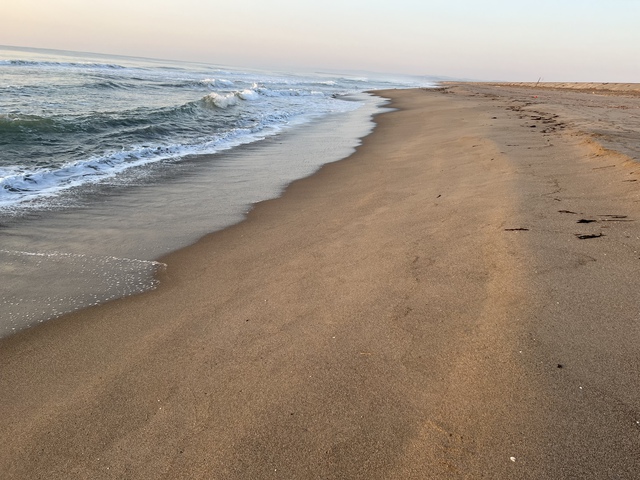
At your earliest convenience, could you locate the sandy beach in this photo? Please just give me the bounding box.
[483,82,640,96]
[2,84,640,478]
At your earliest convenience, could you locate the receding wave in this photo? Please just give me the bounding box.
[1,143,202,205]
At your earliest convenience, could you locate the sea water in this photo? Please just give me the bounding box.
[0,45,435,337]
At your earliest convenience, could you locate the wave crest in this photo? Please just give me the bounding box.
[0,114,62,133]
[202,92,239,109]
[199,78,234,88]
[200,88,261,108]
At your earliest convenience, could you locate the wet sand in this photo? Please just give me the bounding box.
[2,84,640,478]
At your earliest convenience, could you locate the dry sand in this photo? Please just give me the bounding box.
[2,84,640,479]
[480,82,640,96]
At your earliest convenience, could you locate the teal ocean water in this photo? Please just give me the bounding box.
[0,45,436,337]
[0,45,432,210]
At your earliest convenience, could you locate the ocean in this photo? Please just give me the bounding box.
[0,45,435,337]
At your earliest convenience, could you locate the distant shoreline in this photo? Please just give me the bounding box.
[448,81,640,96]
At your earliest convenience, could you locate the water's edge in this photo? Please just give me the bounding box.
[0,92,393,338]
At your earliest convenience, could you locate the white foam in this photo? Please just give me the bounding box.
[199,78,234,88]
[0,117,300,208]
[0,249,166,336]
[238,89,260,101]
[202,92,239,109]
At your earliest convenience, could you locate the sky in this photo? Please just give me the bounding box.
[2,0,639,81]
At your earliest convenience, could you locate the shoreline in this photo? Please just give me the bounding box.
[0,93,386,338]
[3,85,640,478]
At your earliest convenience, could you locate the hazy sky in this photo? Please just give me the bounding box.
[3,0,639,81]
